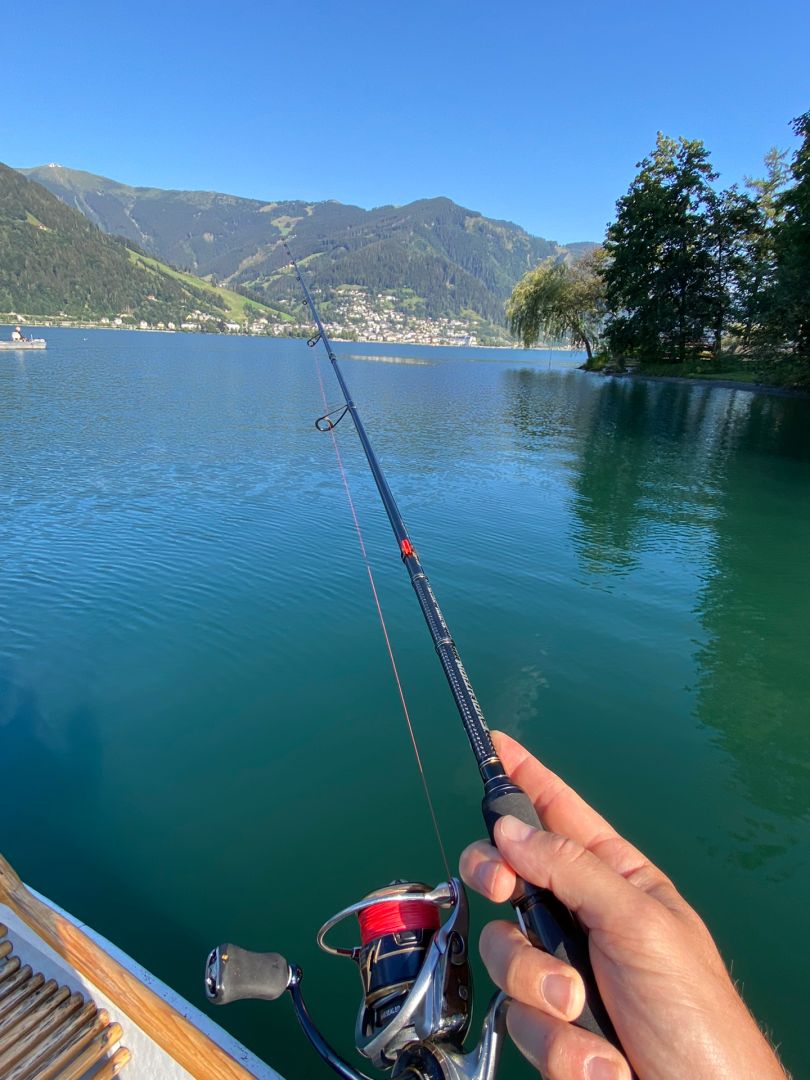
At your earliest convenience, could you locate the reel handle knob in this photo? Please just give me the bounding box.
[482,781,629,1063]
[205,943,291,1005]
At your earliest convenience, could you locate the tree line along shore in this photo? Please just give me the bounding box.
[5,111,809,383]
[507,111,810,391]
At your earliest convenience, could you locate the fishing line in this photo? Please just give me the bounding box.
[205,244,628,1080]
[311,351,451,880]
[282,241,629,1064]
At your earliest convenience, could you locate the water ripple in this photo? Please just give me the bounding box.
[3,329,810,1079]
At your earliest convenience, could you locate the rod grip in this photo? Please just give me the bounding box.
[481,783,626,1056]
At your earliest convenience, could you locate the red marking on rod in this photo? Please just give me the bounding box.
[358,900,440,945]
[400,539,414,558]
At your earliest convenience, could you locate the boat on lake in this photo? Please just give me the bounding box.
[0,853,280,1079]
[0,339,46,350]
[0,326,46,349]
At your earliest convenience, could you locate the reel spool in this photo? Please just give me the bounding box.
[318,880,471,1068]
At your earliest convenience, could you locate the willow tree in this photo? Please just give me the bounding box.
[506,249,606,361]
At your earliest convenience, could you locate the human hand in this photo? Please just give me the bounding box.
[460,731,787,1080]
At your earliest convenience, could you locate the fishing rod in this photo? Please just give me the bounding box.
[205,249,629,1079]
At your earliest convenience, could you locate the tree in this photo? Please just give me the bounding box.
[506,248,606,361]
[703,185,758,355]
[738,149,790,348]
[603,134,717,363]
[772,113,810,356]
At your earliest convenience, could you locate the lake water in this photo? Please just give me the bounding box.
[2,328,809,1079]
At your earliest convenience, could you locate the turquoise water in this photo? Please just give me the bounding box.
[2,329,809,1078]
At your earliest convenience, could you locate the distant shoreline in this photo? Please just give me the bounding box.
[1,320,579,354]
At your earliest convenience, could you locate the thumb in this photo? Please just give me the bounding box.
[494,816,657,934]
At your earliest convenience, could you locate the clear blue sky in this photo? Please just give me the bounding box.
[3,0,808,242]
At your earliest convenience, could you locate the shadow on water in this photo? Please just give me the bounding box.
[0,661,265,1057]
[0,665,357,1075]
[1,660,104,886]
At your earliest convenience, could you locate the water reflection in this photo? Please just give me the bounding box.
[502,371,729,576]
[341,353,433,366]
[694,395,810,828]
[550,374,810,837]
[569,379,656,575]
[501,367,585,449]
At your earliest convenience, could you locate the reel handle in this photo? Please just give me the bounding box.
[205,943,290,1005]
[482,781,626,1058]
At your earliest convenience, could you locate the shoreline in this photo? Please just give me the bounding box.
[588,369,810,400]
[1,320,576,354]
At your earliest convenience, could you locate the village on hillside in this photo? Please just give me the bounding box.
[272,288,482,346]
[10,287,507,345]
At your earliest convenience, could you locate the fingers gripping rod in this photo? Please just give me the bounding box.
[286,244,630,1065]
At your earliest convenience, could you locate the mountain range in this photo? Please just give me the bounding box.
[19,164,594,339]
[0,163,283,328]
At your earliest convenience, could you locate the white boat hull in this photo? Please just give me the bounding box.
[0,339,46,350]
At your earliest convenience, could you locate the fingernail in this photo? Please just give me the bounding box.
[499,815,535,843]
[586,1056,624,1080]
[474,861,501,894]
[541,973,574,1015]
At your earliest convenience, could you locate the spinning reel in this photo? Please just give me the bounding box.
[205,878,507,1080]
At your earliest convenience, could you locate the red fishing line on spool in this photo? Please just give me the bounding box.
[358,900,440,945]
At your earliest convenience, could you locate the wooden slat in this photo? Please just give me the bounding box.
[6,1005,106,1080]
[0,853,257,1079]
[0,980,61,1042]
[0,956,23,989]
[0,939,12,960]
[0,972,44,1020]
[93,1046,132,1079]
[0,985,69,1055]
[0,934,124,1080]
[45,1021,124,1080]
[0,990,85,1073]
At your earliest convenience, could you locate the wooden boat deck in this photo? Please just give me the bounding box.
[0,856,282,1079]
[0,921,128,1077]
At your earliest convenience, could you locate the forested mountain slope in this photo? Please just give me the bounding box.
[0,164,277,325]
[22,164,594,329]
